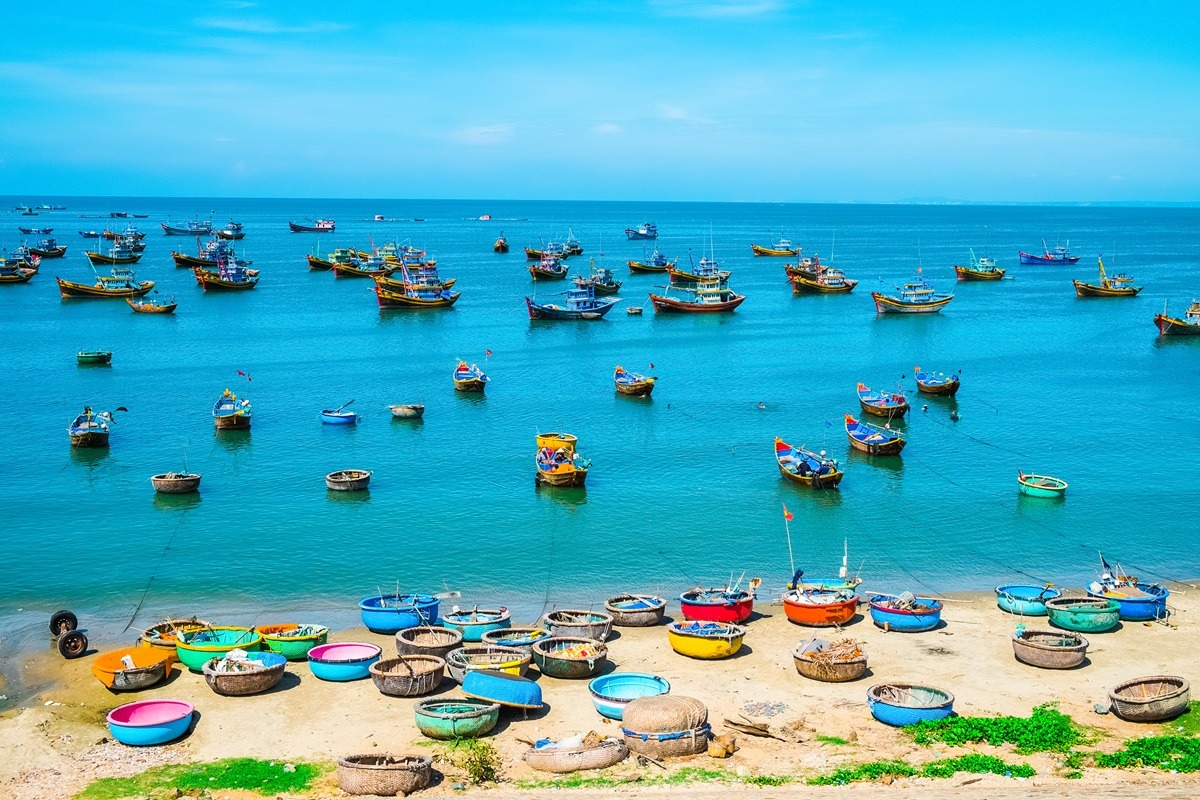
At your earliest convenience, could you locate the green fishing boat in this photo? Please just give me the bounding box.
[76,350,112,365]
[1045,597,1120,633]
[174,627,263,671]
[413,698,499,740]
[256,624,329,661]
[1017,471,1067,498]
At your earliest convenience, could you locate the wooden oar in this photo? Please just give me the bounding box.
[333,399,355,413]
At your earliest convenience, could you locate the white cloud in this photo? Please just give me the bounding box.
[658,104,714,125]
[595,123,621,134]
[197,18,349,35]
[651,0,784,19]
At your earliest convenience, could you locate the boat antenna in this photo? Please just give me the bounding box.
[830,231,836,265]
[916,237,923,270]
[840,539,849,580]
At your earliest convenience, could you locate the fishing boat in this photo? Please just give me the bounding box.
[213,389,251,430]
[627,248,675,273]
[856,382,909,418]
[614,366,656,396]
[868,593,943,632]
[625,221,658,240]
[320,400,358,425]
[575,260,622,295]
[649,281,745,313]
[871,270,953,313]
[844,414,905,456]
[151,472,202,493]
[29,237,66,258]
[78,230,101,238]
[995,584,1061,616]
[1017,471,1067,498]
[1109,676,1191,723]
[954,249,1005,281]
[790,258,857,294]
[782,588,859,627]
[172,238,238,268]
[1154,300,1200,336]
[453,362,489,392]
[526,283,618,320]
[0,262,37,284]
[374,282,460,309]
[774,438,843,489]
[76,351,112,365]
[535,442,591,487]
[389,403,425,419]
[1011,629,1088,669]
[335,252,396,278]
[289,219,335,232]
[1073,256,1141,297]
[529,255,570,280]
[307,251,334,271]
[161,219,214,236]
[784,256,820,280]
[126,295,178,314]
[526,241,567,260]
[679,586,755,623]
[1045,597,1119,633]
[57,267,154,299]
[493,233,509,253]
[914,366,960,396]
[1019,238,1080,265]
[562,229,584,256]
[85,240,142,265]
[214,221,245,240]
[194,260,259,291]
[311,246,358,272]
[668,252,730,283]
[68,406,122,447]
[666,621,745,659]
[18,226,52,235]
[104,225,145,241]
[751,237,799,257]
[1087,556,1170,621]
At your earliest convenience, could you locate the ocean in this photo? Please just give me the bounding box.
[2,197,1198,669]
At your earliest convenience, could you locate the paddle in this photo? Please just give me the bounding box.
[333,399,355,414]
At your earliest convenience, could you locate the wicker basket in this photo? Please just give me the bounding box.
[445,645,531,684]
[1011,629,1088,669]
[525,738,628,773]
[480,626,550,654]
[1109,675,1190,722]
[396,626,463,660]
[623,694,708,733]
[532,637,608,679]
[544,609,614,642]
[370,656,446,697]
[605,594,667,627]
[622,724,712,758]
[202,657,285,696]
[792,639,868,682]
[336,754,432,796]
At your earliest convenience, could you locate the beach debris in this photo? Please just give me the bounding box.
[742,700,790,718]
[210,649,259,673]
[708,733,737,758]
[724,703,807,742]
[1093,704,1110,715]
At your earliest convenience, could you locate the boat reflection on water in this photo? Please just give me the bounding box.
[534,485,587,509]
[326,488,371,504]
[214,428,252,453]
[153,492,203,512]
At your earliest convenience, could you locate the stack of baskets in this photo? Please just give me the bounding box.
[620,695,711,757]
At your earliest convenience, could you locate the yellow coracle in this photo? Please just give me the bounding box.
[667,621,746,659]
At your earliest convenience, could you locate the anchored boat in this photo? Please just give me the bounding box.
[68,406,122,447]
[575,259,622,295]
[1155,300,1200,336]
[57,266,154,299]
[213,389,251,430]
[790,257,857,293]
[625,221,658,240]
[649,281,744,313]
[872,270,953,313]
[628,248,675,273]
[529,254,570,281]
[1019,238,1080,265]
[535,433,590,487]
[1073,256,1141,297]
[857,382,909,418]
[614,365,655,396]
[161,219,214,236]
[127,294,178,314]
[844,414,905,455]
[526,283,617,320]
[1017,471,1067,498]
[751,237,798,257]
[954,249,1006,281]
[289,219,335,232]
[774,438,843,489]
[453,362,489,392]
[914,366,960,396]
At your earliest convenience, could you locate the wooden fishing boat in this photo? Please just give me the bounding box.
[782,589,859,627]
[307,253,335,271]
[1011,629,1088,669]
[389,403,425,419]
[76,350,112,364]
[844,414,905,456]
[526,241,567,260]
[1045,597,1120,633]
[1087,557,1170,621]
[535,444,591,486]
[480,627,550,653]
[1073,256,1141,297]
[161,219,213,236]
[326,469,372,491]
[445,645,531,683]
[289,219,335,232]
[605,594,666,627]
[627,248,674,273]
[995,584,1061,616]
[751,237,798,257]
[214,221,245,240]
[29,237,66,258]
[650,282,745,313]
[1018,471,1067,498]
[127,295,177,314]
[203,651,287,696]
[172,238,241,269]
[493,233,509,253]
[774,438,843,489]
[526,283,617,320]
[872,271,953,313]
[575,260,622,295]
[857,382,909,418]
[104,225,145,241]
[524,737,628,774]
[1155,300,1200,336]
[194,262,259,291]
[914,366,960,396]
[335,256,396,278]
[668,255,730,283]
[139,617,209,651]
[374,283,460,309]
[868,593,943,632]
[0,264,37,284]
[151,472,201,493]
[68,406,115,447]
[544,609,613,641]
[212,389,251,430]
[679,588,754,623]
[1109,676,1190,722]
[954,249,1005,281]
[397,627,463,660]
[562,229,584,256]
[92,648,175,691]
[529,255,570,281]
[666,621,745,659]
[867,684,954,726]
[1019,238,1079,265]
[453,361,489,392]
[791,259,857,293]
[784,257,820,280]
[614,366,655,396]
[375,265,456,293]
[57,267,154,298]
[85,241,142,265]
[19,226,52,235]
[793,639,867,682]
[625,221,658,240]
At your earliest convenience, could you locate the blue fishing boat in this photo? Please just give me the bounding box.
[453,362,489,392]
[844,414,906,456]
[995,584,1062,616]
[625,221,658,240]
[212,389,251,430]
[774,438,844,489]
[867,684,954,726]
[320,400,358,425]
[857,382,909,418]
[359,594,440,633]
[161,219,214,236]
[1087,555,1170,621]
[588,673,671,720]
[914,366,960,396]
[871,270,954,313]
[868,593,943,632]
[526,283,619,320]
[1019,238,1080,265]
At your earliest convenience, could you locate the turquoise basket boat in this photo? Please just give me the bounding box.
[175,628,263,672]
[1045,597,1120,633]
[588,673,671,720]
[442,608,511,642]
[995,585,1062,616]
[256,624,329,660]
[414,698,500,740]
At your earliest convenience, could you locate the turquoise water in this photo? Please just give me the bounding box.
[2,198,1198,651]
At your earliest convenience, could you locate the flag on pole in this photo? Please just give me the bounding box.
[649,362,655,369]
[485,349,493,357]
[236,369,251,382]
[783,504,794,522]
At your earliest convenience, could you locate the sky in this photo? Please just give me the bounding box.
[1,1,1197,203]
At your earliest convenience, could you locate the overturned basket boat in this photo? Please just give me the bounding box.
[150,472,201,494]
[396,626,463,660]
[525,738,629,774]
[445,645,531,683]
[480,626,550,653]
[370,656,446,697]
[532,636,609,679]
[1109,676,1190,722]
[337,754,432,797]
[544,609,614,642]
[1011,629,1088,669]
[792,638,868,682]
[462,668,543,709]
[605,594,667,627]
[620,694,712,758]
[326,469,372,491]
[202,651,287,696]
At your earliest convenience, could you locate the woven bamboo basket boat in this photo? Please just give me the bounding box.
[336,754,432,797]
[445,645,531,684]
[524,738,628,773]
[201,653,286,696]
[395,626,463,660]
[792,638,868,682]
[531,636,608,679]
[1109,676,1190,722]
[1011,629,1088,669]
[621,724,712,758]
[138,617,209,651]
[544,609,614,642]
[480,626,551,653]
[150,472,201,493]
[370,656,446,697]
[605,594,667,627]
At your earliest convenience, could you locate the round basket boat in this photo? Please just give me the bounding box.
[792,639,868,682]
[1109,676,1190,722]
[480,626,550,653]
[868,594,943,633]
[202,651,287,696]
[605,594,667,627]
[256,624,329,661]
[1045,596,1120,633]
[679,589,753,623]
[150,472,201,494]
[175,627,263,671]
[621,723,711,758]
[544,609,614,642]
[525,738,628,774]
[1011,629,1089,669]
[139,617,209,652]
[531,636,608,679]
[866,683,955,727]
[1087,582,1170,622]
[360,594,440,634]
[336,754,431,797]
[623,694,708,732]
[446,645,531,684]
[462,669,543,709]
[308,642,382,682]
[589,673,671,720]
[783,589,859,627]
[107,699,194,746]
[92,648,175,692]
[413,698,500,740]
[369,656,446,697]
[996,584,1061,616]
[667,621,745,659]
[326,469,372,491]
[442,608,511,642]
[396,626,463,659]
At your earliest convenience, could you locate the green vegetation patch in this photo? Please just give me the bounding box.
[517,766,792,790]
[1095,736,1200,772]
[908,703,1081,753]
[815,735,850,745]
[1162,701,1200,737]
[808,755,1034,786]
[76,758,329,800]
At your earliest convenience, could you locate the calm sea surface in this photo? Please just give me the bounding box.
[2,197,1198,664]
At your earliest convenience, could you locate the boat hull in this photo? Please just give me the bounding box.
[375,287,460,309]
[535,466,588,487]
[86,252,141,265]
[1073,281,1141,298]
[195,270,258,291]
[649,293,744,313]
[454,378,487,393]
[615,379,655,396]
[916,379,960,396]
[70,431,110,448]
[871,292,953,313]
[859,399,909,418]
[1155,314,1200,335]
[627,260,669,273]
[776,459,844,489]
[954,265,1006,281]
[213,414,251,430]
[529,266,569,280]
[679,593,752,623]
[1086,583,1169,621]
[666,624,744,659]
[995,584,1062,616]
[790,276,856,293]
[782,593,859,627]
[752,244,798,257]
[1017,474,1067,498]
[1020,251,1080,265]
[526,297,616,320]
[867,684,954,726]
[868,595,943,632]
[58,278,155,299]
[127,298,177,314]
[29,246,66,258]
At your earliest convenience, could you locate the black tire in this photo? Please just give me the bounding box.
[58,630,88,659]
[49,610,78,635]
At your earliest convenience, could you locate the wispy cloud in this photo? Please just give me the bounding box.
[595,123,622,134]
[658,104,714,125]
[197,18,349,35]
[452,124,514,145]
[651,0,784,19]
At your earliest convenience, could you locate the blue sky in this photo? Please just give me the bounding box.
[2,1,1197,202]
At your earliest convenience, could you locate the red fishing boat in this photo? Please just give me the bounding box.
[679,586,756,623]
[782,589,859,627]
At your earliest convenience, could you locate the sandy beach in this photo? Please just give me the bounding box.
[1,588,1196,799]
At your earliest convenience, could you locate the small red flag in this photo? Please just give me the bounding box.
[485,349,493,357]
[783,504,794,522]
[236,369,251,382]
[649,362,655,369]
